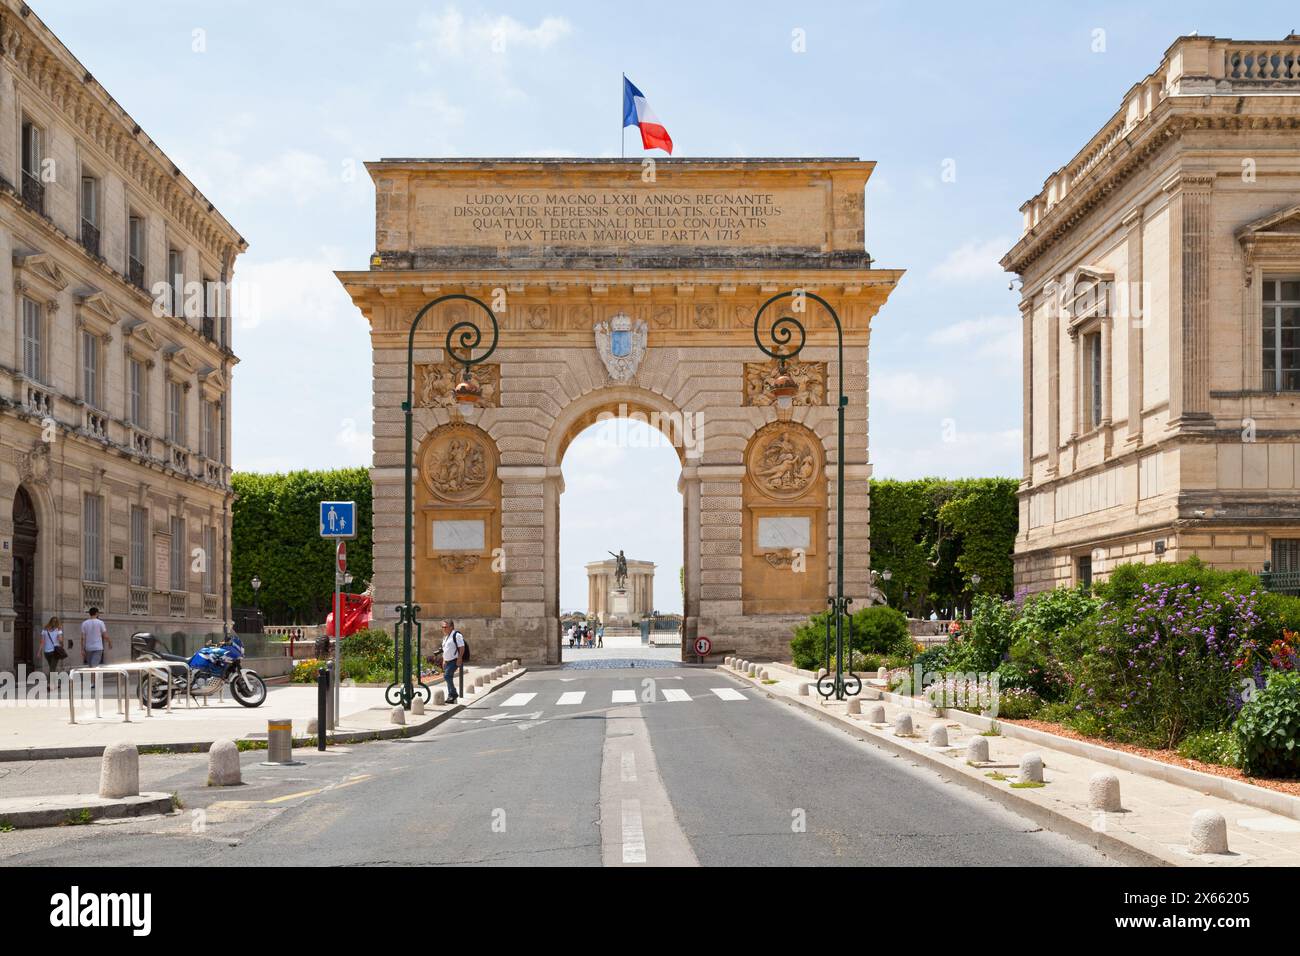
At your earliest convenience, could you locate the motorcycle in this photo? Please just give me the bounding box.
[133,632,267,708]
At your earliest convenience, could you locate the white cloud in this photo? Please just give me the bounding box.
[232,249,356,331]
[872,370,957,414]
[926,314,1020,364]
[930,237,1012,283]
[873,428,1022,480]
[336,417,373,459]
[419,6,572,58]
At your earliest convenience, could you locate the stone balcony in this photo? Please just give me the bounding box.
[1015,34,1300,238]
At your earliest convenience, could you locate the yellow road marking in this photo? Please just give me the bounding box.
[265,788,323,804]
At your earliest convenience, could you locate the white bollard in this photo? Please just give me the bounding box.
[390,706,406,726]
[892,713,913,736]
[847,698,862,715]
[99,742,140,799]
[207,739,241,787]
[412,696,426,716]
[867,704,886,723]
[1019,752,1045,783]
[1189,810,1229,854]
[928,724,949,748]
[432,688,447,706]
[877,666,887,681]
[759,669,770,680]
[1089,772,1122,812]
[798,682,810,696]
[966,736,990,763]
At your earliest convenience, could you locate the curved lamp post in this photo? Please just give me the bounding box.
[752,290,861,701]
[389,294,499,708]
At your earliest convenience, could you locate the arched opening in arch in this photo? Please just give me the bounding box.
[11,486,40,672]
[557,400,687,660]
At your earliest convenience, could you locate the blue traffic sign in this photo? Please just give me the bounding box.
[319,501,357,539]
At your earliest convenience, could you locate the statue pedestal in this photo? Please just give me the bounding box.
[607,588,633,627]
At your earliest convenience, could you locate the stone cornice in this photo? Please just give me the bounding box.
[0,2,246,260]
[1002,107,1300,276]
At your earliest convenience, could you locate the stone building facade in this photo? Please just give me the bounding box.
[339,158,901,663]
[1003,35,1300,592]
[0,3,246,672]
[585,557,655,621]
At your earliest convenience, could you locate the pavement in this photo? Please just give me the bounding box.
[745,659,1300,867]
[0,664,508,760]
[0,663,1110,866]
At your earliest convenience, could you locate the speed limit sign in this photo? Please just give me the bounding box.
[693,636,712,657]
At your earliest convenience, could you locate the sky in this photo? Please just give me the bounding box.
[36,0,1298,613]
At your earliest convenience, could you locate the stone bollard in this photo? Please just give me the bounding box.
[892,713,913,736]
[412,696,426,716]
[99,742,140,799]
[390,706,406,726]
[966,736,990,763]
[432,688,447,706]
[266,717,294,765]
[1189,810,1229,854]
[760,670,770,680]
[473,675,484,690]
[748,664,758,677]
[207,739,241,787]
[798,682,811,696]
[1089,772,1122,812]
[1019,752,1045,783]
[867,704,886,723]
[877,666,887,681]
[847,698,862,715]
[928,724,949,748]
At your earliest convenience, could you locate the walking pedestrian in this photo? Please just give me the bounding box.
[80,607,112,689]
[440,619,466,703]
[596,624,603,648]
[41,616,67,673]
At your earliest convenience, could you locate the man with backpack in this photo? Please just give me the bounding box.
[440,619,467,703]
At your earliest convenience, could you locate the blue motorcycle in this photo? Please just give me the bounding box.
[134,633,267,708]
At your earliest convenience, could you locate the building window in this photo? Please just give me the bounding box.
[83,494,103,582]
[130,505,148,588]
[170,516,186,592]
[203,526,216,594]
[202,277,219,341]
[80,173,101,257]
[21,297,42,380]
[128,358,146,426]
[1085,331,1103,428]
[201,399,220,459]
[127,214,146,290]
[1263,278,1300,391]
[168,247,184,317]
[1077,555,1093,589]
[167,380,185,443]
[21,119,44,212]
[1273,539,1300,573]
[82,332,101,409]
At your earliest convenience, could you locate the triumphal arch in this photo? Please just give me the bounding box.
[337,158,901,664]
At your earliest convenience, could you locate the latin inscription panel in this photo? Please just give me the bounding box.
[432,519,486,552]
[411,185,827,250]
[757,516,812,549]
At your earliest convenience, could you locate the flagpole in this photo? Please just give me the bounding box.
[621,72,625,159]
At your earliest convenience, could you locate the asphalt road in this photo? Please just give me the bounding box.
[0,665,1113,866]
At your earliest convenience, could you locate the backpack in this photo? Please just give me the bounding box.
[454,630,470,664]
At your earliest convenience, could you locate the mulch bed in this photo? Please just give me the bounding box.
[1009,718,1300,797]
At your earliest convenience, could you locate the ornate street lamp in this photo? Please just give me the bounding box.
[752,290,861,701]
[250,575,261,612]
[389,294,498,709]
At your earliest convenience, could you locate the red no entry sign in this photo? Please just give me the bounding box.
[336,540,347,574]
[694,636,712,657]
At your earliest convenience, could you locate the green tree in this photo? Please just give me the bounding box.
[231,469,372,625]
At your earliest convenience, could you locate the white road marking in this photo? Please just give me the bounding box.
[711,688,746,701]
[500,693,537,707]
[661,688,691,702]
[621,798,646,864]
[556,691,586,705]
[621,750,637,782]
[611,689,637,704]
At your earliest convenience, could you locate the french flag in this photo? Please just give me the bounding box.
[622,76,673,154]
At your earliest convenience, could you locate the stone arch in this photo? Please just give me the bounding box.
[544,384,691,468]
[741,420,829,615]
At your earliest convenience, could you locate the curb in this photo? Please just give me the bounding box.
[0,666,529,762]
[729,665,1175,867]
[0,792,175,829]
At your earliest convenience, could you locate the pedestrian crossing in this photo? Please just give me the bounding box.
[487,688,748,709]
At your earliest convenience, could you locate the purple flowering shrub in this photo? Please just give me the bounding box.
[1068,582,1262,748]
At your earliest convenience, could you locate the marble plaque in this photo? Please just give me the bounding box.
[757,516,811,550]
[432,519,486,552]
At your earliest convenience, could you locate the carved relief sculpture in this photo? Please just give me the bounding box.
[746,424,820,499]
[416,362,499,408]
[743,358,827,407]
[594,312,647,382]
[420,425,496,502]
